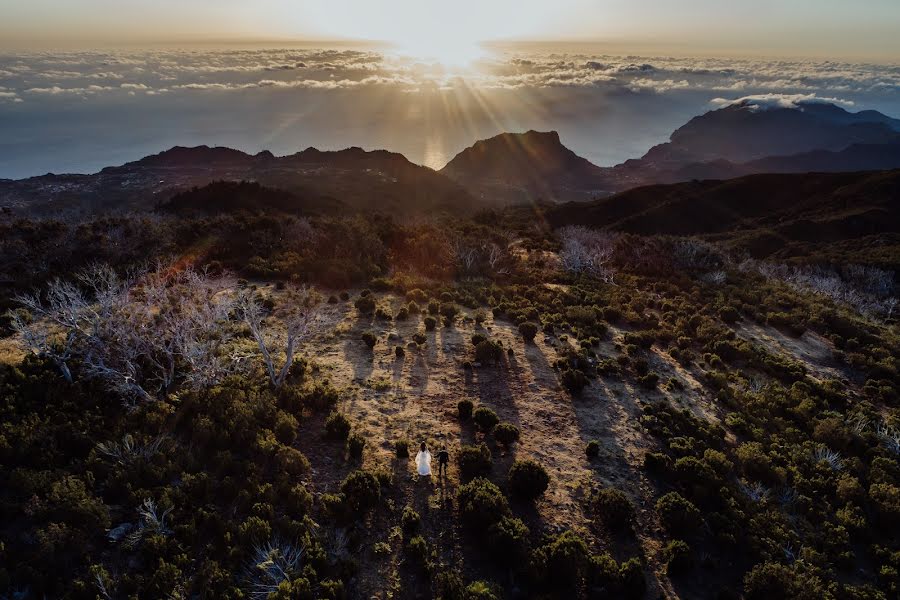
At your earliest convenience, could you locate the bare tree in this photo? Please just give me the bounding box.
[449,238,478,276]
[557,226,617,284]
[11,263,239,403]
[240,286,320,388]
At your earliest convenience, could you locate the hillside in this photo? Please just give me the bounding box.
[547,170,900,259]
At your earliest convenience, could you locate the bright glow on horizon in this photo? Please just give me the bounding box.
[0,0,899,60]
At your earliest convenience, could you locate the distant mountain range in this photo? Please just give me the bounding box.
[440,100,900,202]
[0,145,476,216]
[1,99,899,214]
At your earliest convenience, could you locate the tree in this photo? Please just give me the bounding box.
[557,226,617,284]
[240,285,321,388]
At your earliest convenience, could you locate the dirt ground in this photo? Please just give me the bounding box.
[293,293,735,599]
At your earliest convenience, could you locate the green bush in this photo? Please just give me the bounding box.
[347,431,366,459]
[487,516,530,565]
[424,316,437,330]
[474,339,504,365]
[401,505,421,535]
[536,530,591,591]
[508,459,550,501]
[519,322,539,342]
[340,470,381,513]
[494,422,520,446]
[273,410,299,444]
[355,294,376,315]
[656,492,702,535]
[663,540,693,576]
[473,406,500,432]
[458,443,492,478]
[361,331,377,348]
[458,477,510,529]
[395,438,410,458]
[405,535,430,566]
[464,581,501,600]
[743,562,829,599]
[592,488,635,531]
[325,411,351,440]
[561,369,589,394]
[458,399,474,420]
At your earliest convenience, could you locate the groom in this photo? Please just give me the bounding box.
[436,447,450,477]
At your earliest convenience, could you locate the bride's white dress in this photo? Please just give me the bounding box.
[415,450,432,476]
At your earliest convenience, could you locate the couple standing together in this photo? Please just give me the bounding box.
[415,442,449,478]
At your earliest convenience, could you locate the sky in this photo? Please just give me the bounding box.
[0,2,898,178]
[2,0,900,60]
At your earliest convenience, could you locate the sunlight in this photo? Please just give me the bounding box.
[390,34,487,68]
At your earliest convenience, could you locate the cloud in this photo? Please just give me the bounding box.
[709,93,856,111]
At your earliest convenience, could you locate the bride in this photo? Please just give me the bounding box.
[415,442,432,477]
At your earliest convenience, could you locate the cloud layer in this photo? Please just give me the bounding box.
[1,47,897,104]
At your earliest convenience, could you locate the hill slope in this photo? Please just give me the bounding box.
[547,169,900,257]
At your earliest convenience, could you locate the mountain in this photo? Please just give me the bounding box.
[637,100,900,168]
[439,130,617,203]
[546,169,900,257]
[0,145,477,216]
[437,103,900,203]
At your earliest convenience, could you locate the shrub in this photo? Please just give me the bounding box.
[474,339,504,365]
[275,446,311,476]
[458,477,510,529]
[519,322,539,342]
[325,411,351,440]
[464,581,500,600]
[487,516,530,565]
[586,440,601,458]
[440,303,459,321]
[538,530,591,591]
[458,443,492,478]
[355,295,376,315]
[508,459,550,501]
[395,438,410,458]
[458,399,474,420]
[644,452,672,475]
[396,306,409,320]
[412,332,426,345]
[743,562,829,600]
[637,373,659,389]
[327,294,338,304]
[375,306,393,320]
[592,488,634,531]
[618,557,647,599]
[347,431,365,459]
[494,422,521,447]
[471,333,487,347]
[340,470,381,513]
[361,331,377,348]
[473,406,500,432]
[663,540,693,576]
[656,492,702,534]
[405,535,430,566]
[424,316,437,330]
[395,345,405,358]
[401,505,421,535]
[339,291,350,301]
[561,369,589,394]
[273,410,299,444]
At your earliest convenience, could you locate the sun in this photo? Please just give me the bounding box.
[390,33,488,68]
